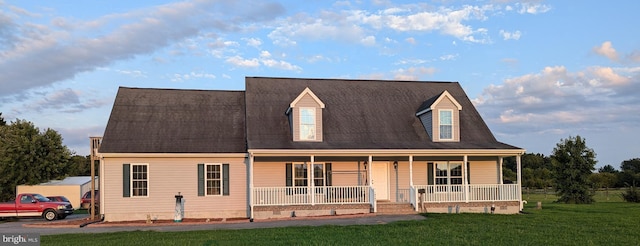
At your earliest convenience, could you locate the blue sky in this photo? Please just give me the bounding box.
[1,0,638,169]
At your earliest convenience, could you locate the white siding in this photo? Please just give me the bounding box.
[102,156,247,221]
[469,161,499,184]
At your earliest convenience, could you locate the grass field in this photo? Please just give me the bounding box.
[43,191,640,246]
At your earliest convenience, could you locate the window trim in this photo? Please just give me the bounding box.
[205,163,223,196]
[130,163,149,198]
[438,109,454,141]
[299,107,316,141]
[291,162,326,187]
[432,161,463,192]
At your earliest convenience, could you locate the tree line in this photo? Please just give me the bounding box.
[0,113,95,201]
[502,135,640,203]
[503,153,640,190]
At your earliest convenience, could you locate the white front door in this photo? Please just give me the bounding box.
[372,162,389,200]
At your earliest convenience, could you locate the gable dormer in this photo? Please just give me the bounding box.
[416,90,462,142]
[286,87,325,142]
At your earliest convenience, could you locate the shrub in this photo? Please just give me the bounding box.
[621,185,640,203]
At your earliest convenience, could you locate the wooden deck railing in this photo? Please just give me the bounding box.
[412,184,520,204]
[253,186,371,206]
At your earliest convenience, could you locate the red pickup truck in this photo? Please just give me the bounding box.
[0,193,74,221]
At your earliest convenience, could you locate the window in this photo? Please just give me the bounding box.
[286,163,328,187]
[299,108,316,140]
[313,164,324,186]
[294,164,308,186]
[439,110,453,140]
[206,164,222,195]
[197,163,229,196]
[132,164,148,197]
[433,162,462,186]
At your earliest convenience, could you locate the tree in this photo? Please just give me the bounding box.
[619,158,640,188]
[589,172,618,200]
[598,164,618,173]
[0,112,6,126]
[551,135,597,204]
[0,119,72,201]
[621,158,640,174]
[67,155,93,176]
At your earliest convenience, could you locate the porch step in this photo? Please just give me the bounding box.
[376,202,417,215]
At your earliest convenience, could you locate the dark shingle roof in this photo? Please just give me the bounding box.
[245,77,519,150]
[100,87,246,153]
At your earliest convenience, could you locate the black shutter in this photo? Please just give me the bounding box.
[123,164,130,197]
[197,164,204,196]
[325,163,332,186]
[223,164,230,196]
[427,162,434,185]
[466,162,470,184]
[285,163,292,186]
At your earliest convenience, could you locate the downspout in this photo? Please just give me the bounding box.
[516,154,523,210]
[249,154,254,221]
[368,155,375,212]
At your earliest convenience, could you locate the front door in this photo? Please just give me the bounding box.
[372,162,389,200]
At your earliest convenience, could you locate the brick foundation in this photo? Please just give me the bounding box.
[417,201,520,214]
[253,204,370,219]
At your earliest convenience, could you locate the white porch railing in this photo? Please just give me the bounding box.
[412,184,520,204]
[253,186,370,206]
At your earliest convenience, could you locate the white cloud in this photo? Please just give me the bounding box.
[361,35,376,46]
[243,37,262,49]
[261,59,302,71]
[393,66,437,80]
[516,3,551,14]
[225,55,260,68]
[171,72,216,82]
[365,5,493,43]
[499,30,521,40]
[593,41,619,62]
[440,54,458,61]
[474,64,640,137]
[18,88,107,113]
[405,37,416,44]
[0,1,285,97]
[225,52,302,72]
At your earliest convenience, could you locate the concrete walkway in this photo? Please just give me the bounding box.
[1,214,426,235]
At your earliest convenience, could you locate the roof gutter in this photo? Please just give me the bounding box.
[99,153,249,158]
[248,148,525,156]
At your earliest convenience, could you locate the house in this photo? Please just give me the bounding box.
[97,77,524,222]
[17,176,98,209]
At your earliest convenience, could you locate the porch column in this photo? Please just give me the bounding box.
[463,155,469,203]
[310,155,315,205]
[516,154,522,210]
[498,157,504,184]
[249,154,254,220]
[409,155,414,186]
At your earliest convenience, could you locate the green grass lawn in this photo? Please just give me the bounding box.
[43,191,640,246]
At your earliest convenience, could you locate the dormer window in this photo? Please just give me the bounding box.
[300,107,316,140]
[287,87,325,142]
[439,109,453,140]
[416,90,462,142]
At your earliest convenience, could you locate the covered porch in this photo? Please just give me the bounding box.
[248,150,524,219]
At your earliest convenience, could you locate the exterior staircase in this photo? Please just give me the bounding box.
[376,202,418,215]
